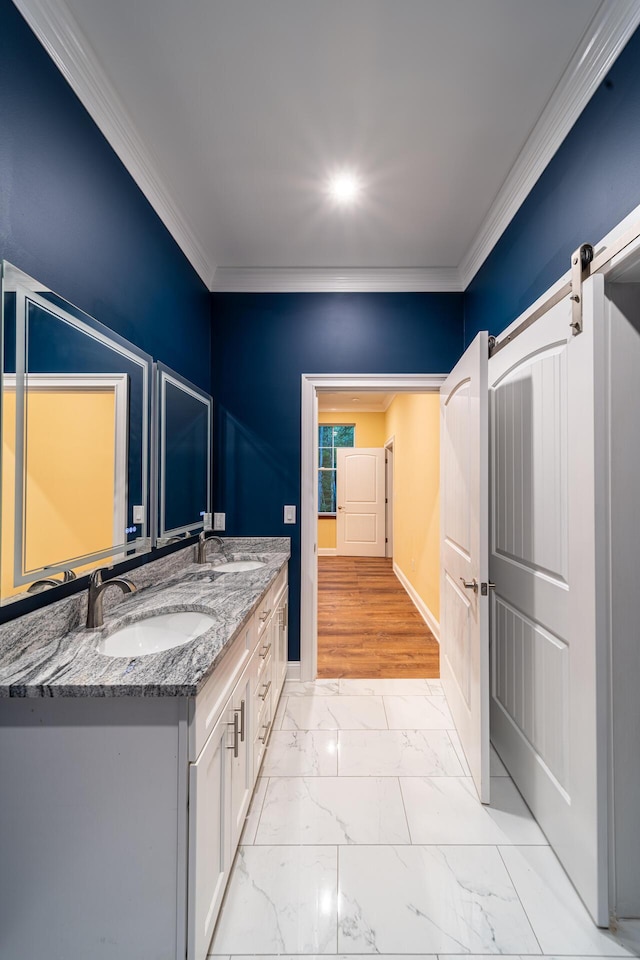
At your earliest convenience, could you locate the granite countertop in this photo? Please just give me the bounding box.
[0,540,290,698]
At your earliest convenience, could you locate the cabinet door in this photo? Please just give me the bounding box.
[229,660,253,849]
[187,708,232,960]
[274,587,289,697]
[253,622,274,777]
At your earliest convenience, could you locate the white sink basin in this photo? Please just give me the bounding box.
[214,560,265,573]
[97,611,215,657]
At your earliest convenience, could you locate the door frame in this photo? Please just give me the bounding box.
[300,373,446,682]
[384,437,394,558]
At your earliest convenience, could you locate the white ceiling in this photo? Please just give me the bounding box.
[19,0,640,288]
[318,391,395,412]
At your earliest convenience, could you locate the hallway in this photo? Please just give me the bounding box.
[208,678,636,957]
[317,556,440,678]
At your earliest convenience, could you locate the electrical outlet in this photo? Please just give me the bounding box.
[203,512,212,530]
[213,512,226,531]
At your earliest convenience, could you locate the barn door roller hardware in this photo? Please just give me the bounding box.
[488,215,640,357]
[569,243,594,336]
[489,242,594,357]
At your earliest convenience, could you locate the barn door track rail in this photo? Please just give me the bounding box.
[489,219,640,357]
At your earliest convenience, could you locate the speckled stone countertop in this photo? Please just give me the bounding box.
[0,537,290,698]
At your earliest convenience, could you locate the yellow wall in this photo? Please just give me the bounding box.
[2,388,117,598]
[317,411,386,550]
[384,393,440,620]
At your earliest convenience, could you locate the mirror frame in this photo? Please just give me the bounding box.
[152,362,212,546]
[1,261,153,602]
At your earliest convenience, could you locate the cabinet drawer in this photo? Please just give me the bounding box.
[253,702,273,778]
[270,565,288,606]
[189,619,253,761]
[255,596,273,638]
[255,634,273,683]
[255,565,288,637]
[255,667,273,724]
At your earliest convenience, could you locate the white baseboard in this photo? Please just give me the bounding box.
[287,661,301,680]
[318,548,337,556]
[393,562,440,642]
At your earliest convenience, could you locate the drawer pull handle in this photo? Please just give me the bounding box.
[259,608,272,623]
[238,699,245,742]
[259,719,272,744]
[259,680,272,701]
[277,601,288,629]
[227,711,239,758]
[259,642,272,659]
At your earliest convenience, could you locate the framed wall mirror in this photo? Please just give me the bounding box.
[1,261,152,604]
[154,363,212,546]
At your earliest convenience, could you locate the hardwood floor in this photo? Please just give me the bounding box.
[317,556,440,679]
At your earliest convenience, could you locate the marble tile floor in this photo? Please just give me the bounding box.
[209,678,637,958]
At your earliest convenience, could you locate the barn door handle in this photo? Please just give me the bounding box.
[460,577,478,593]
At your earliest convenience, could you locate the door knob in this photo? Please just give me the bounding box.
[459,577,478,593]
[338,506,344,510]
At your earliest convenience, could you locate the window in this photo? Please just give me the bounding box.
[318,424,355,515]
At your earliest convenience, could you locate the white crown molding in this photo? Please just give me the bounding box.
[211,267,463,293]
[459,0,640,289]
[13,0,215,287]
[15,0,640,295]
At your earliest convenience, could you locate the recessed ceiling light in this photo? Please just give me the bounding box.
[327,170,362,206]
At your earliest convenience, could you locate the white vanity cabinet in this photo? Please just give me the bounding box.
[186,562,288,960]
[0,560,289,960]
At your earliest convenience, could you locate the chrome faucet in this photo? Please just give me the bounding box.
[27,569,77,593]
[86,567,137,629]
[195,531,225,564]
[27,578,64,594]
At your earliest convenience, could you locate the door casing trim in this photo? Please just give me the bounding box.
[300,373,446,681]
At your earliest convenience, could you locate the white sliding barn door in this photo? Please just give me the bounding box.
[440,332,490,804]
[488,276,608,925]
[336,448,385,557]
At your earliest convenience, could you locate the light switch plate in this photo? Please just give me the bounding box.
[284,505,296,524]
[132,505,144,524]
[213,512,226,531]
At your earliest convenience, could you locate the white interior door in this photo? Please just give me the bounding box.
[336,448,385,557]
[440,332,490,803]
[488,277,608,925]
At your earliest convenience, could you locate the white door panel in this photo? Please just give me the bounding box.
[488,277,608,925]
[440,331,490,804]
[336,448,385,557]
[344,513,378,543]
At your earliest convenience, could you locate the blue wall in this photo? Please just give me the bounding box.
[0,0,211,391]
[465,26,640,344]
[210,291,464,659]
[0,0,212,623]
